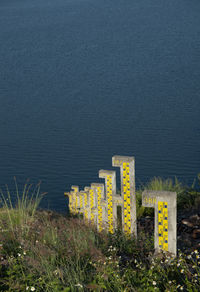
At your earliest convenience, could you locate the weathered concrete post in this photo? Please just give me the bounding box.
[80,190,90,221]
[99,170,117,233]
[112,156,137,237]
[91,183,107,232]
[84,186,97,225]
[71,186,79,214]
[64,191,73,214]
[142,191,177,256]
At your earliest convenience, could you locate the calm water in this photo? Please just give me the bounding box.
[0,0,200,213]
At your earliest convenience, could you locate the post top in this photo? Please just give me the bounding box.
[71,186,79,192]
[91,183,104,188]
[112,155,135,166]
[84,186,90,191]
[99,169,116,178]
[142,190,177,199]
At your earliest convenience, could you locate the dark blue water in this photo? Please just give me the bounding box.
[0,0,200,213]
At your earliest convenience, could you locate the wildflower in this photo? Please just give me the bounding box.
[169,281,172,284]
[153,281,156,286]
[194,250,198,254]
[196,255,200,259]
[17,253,21,257]
[75,284,83,288]
[177,263,180,267]
[23,251,26,255]
[26,287,29,291]
[30,288,35,291]
[181,269,184,273]
[180,287,183,290]
[176,284,181,288]
[187,255,192,259]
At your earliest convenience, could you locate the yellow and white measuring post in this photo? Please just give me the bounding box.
[91,183,107,232]
[99,170,117,234]
[112,156,137,237]
[142,190,177,256]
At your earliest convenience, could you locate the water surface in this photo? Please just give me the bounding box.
[0,0,200,213]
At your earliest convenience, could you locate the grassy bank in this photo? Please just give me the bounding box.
[0,177,200,291]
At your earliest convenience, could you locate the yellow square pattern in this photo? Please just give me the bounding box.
[107,175,114,233]
[84,192,88,220]
[158,201,168,251]
[68,194,73,213]
[123,163,131,235]
[97,187,103,232]
[90,189,95,224]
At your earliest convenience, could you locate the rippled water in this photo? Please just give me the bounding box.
[0,0,200,213]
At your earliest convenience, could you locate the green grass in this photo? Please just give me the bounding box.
[0,177,200,291]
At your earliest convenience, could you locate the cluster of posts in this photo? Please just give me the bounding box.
[65,156,177,256]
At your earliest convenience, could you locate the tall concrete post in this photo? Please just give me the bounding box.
[91,183,107,232]
[112,156,137,237]
[99,170,117,233]
[142,191,177,256]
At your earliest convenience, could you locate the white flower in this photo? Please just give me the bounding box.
[23,251,26,255]
[177,263,180,267]
[153,281,156,286]
[187,255,192,259]
[194,250,198,254]
[75,284,83,288]
[180,287,183,290]
[169,281,172,284]
[26,287,29,291]
[181,269,184,273]
[17,253,21,257]
[30,287,35,291]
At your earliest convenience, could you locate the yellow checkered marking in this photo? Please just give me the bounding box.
[158,201,168,251]
[84,192,88,220]
[123,162,131,234]
[90,189,95,224]
[97,187,103,232]
[107,175,114,233]
[80,194,83,209]
[72,192,77,214]
[68,194,73,214]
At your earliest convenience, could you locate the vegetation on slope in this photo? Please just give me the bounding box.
[0,177,200,291]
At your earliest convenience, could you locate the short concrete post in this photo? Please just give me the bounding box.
[142,191,177,256]
[99,170,117,233]
[64,192,73,214]
[91,183,107,232]
[85,186,96,224]
[80,190,90,220]
[71,186,79,214]
[112,156,137,237]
